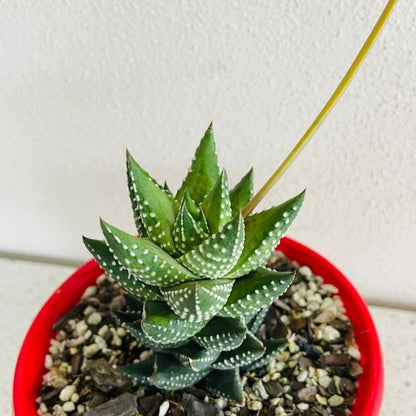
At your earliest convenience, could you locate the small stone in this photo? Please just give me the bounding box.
[158,400,170,416]
[316,393,328,405]
[347,346,361,360]
[62,401,75,412]
[71,393,79,403]
[314,309,336,324]
[87,312,102,325]
[84,392,138,416]
[296,370,308,383]
[321,284,339,294]
[59,384,76,402]
[298,265,312,277]
[296,386,317,402]
[182,393,224,416]
[82,286,97,299]
[77,404,85,413]
[83,343,100,358]
[264,380,283,397]
[318,375,332,388]
[87,359,132,393]
[140,393,164,414]
[328,394,344,407]
[321,325,341,341]
[247,400,262,411]
[252,380,269,400]
[98,325,109,338]
[44,354,53,369]
[297,402,309,411]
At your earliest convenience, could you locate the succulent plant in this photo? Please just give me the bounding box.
[83,124,304,402]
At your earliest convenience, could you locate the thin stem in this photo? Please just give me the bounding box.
[242,0,398,218]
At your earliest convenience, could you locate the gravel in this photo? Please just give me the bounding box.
[37,250,361,416]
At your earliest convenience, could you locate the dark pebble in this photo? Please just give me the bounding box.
[139,393,164,415]
[85,392,138,416]
[87,359,132,393]
[182,393,224,416]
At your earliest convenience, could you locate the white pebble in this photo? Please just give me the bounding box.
[322,283,338,294]
[348,346,361,360]
[44,354,53,370]
[59,385,76,402]
[83,344,100,358]
[297,402,309,410]
[98,325,109,337]
[158,400,170,416]
[71,393,79,403]
[77,404,85,413]
[87,312,102,325]
[81,286,97,299]
[62,401,75,412]
[328,394,344,407]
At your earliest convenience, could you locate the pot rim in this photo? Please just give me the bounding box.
[13,237,383,416]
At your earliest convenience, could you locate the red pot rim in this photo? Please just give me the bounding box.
[13,237,383,415]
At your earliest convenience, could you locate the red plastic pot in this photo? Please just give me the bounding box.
[13,237,383,415]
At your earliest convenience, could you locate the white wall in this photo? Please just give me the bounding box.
[1,1,415,308]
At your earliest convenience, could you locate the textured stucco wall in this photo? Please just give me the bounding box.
[1,1,415,308]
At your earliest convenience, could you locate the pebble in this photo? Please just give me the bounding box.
[158,400,170,416]
[328,394,344,407]
[62,401,75,412]
[87,312,102,325]
[81,286,97,299]
[247,400,262,411]
[59,384,76,401]
[83,343,100,358]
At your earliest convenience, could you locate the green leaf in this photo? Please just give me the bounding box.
[119,357,155,386]
[83,237,162,301]
[193,317,247,351]
[200,170,233,234]
[220,268,294,319]
[197,209,211,234]
[230,168,253,216]
[113,310,186,350]
[163,181,172,196]
[177,214,245,278]
[212,332,265,370]
[172,343,221,372]
[149,354,210,389]
[127,162,148,238]
[126,150,179,254]
[100,220,197,287]
[172,196,207,254]
[226,191,305,278]
[243,339,287,371]
[142,301,206,344]
[161,278,234,323]
[176,124,220,204]
[247,306,269,333]
[203,369,244,403]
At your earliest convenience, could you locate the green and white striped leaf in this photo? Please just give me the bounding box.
[172,343,221,372]
[247,306,269,333]
[197,209,211,234]
[142,301,206,344]
[149,354,210,390]
[220,268,294,319]
[119,357,154,386]
[173,196,207,254]
[83,237,163,301]
[226,191,305,278]
[161,279,234,323]
[193,317,247,351]
[230,168,253,216]
[127,163,148,238]
[200,170,233,234]
[101,220,197,287]
[114,313,186,350]
[177,214,245,278]
[203,368,244,403]
[212,332,265,370]
[127,150,179,254]
[244,339,287,371]
[176,124,220,204]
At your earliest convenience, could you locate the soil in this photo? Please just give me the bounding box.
[37,251,362,416]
